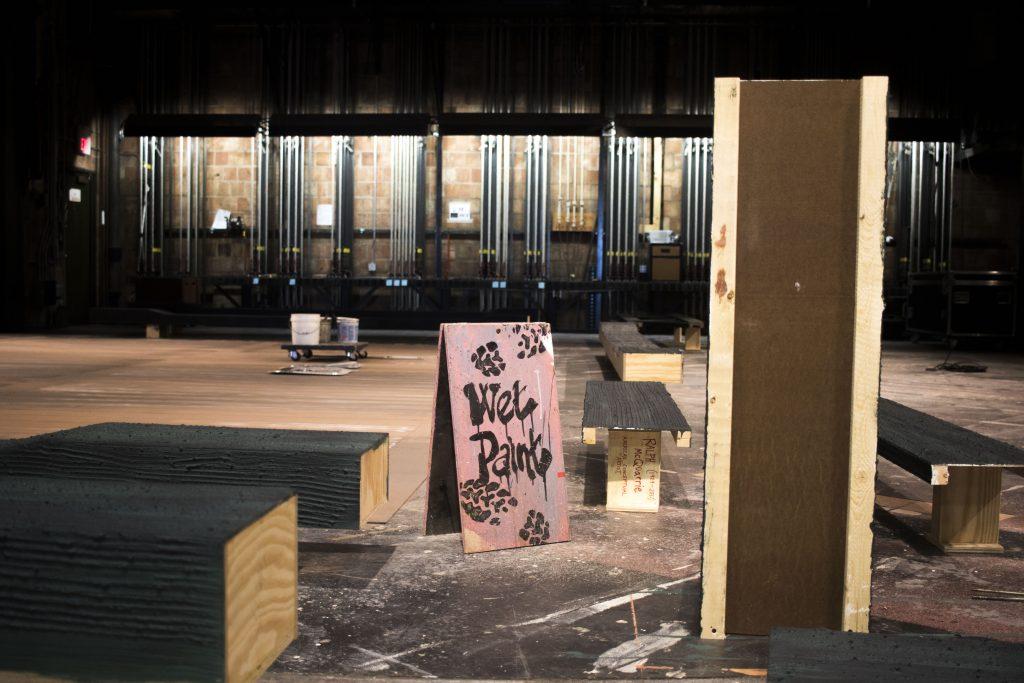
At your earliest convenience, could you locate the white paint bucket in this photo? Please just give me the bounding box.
[290,313,321,346]
[337,317,359,343]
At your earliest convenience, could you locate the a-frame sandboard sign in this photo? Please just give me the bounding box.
[424,322,570,553]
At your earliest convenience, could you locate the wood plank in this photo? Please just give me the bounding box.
[224,496,298,682]
[841,75,888,633]
[359,439,390,526]
[606,429,662,512]
[930,466,1004,553]
[768,628,1024,681]
[0,423,386,529]
[699,76,741,641]
[701,78,887,637]
[0,478,297,682]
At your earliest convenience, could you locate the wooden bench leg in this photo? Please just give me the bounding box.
[606,429,661,512]
[145,323,175,339]
[673,327,684,348]
[929,466,1003,553]
[684,326,701,351]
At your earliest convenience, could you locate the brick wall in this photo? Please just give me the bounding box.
[120,132,691,285]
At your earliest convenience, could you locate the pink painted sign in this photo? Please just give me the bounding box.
[424,322,570,553]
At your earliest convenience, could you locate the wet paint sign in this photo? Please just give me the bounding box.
[424,322,570,553]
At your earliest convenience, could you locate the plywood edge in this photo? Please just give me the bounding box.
[673,430,692,448]
[699,76,741,640]
[360,439,390,527]
[224,496,298,683]
[582,427,597,445]
[840,75,888,634]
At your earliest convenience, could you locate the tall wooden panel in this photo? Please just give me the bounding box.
[700,77,887,637]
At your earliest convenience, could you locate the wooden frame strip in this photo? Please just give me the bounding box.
[840,76,888,632]
[699,77,740,640]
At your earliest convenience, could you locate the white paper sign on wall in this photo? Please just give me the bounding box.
[316,204,333,226]
[447,201,471,224]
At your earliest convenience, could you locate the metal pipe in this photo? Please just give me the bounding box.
[629,137,637,278]
[478,135,485,276]
[371,136,378,268]
[700,138,709,280]
[503,135,511,280]
[494,135,502,277]
[540,135,549,278]
[390,136,396,275]
[608,135,616,279]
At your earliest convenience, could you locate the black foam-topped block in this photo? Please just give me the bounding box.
[0,477,294,681]
[0,422,387,528]
[769,627,1024,681]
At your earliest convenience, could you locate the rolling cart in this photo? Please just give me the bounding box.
[280,341,369,362]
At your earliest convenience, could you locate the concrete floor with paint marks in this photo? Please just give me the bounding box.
[0,332,1021,680]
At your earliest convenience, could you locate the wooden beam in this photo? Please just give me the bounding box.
[699,78,887,637]
[699,77,741,640]
[840,75,888,633]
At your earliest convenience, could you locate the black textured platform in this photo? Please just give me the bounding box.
[0,477,292,681]
[599,322,677,354]
[768,627,1024,681]
[582,380,690,431]
[0,423,387,528]
[878,398,1024,481]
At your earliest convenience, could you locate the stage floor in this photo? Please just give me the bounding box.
[1,330,1021,679]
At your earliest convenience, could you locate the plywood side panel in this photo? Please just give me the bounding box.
[701,78,887,637]
[726,79,861,635]
[699,77,741,640]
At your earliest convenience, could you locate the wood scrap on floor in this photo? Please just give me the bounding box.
[272,361,360,376]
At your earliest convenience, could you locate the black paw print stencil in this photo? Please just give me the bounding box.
[471,341,506,377]
[516,327,546,359]
[459,478,518,525]
[518,510,551,545]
